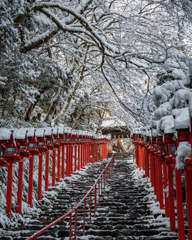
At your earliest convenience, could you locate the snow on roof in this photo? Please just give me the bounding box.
[58,127,64,134]
[44,128,52,136]
[172,107,190,130]
[26,128,35,137]
[72,130,78,135]
[152,129,157,137]
[52,127,58,135]
[0,128,12,140]
[36,128,45,137]
[64,127,72,134]
[101,118,126,128]
[15,128,27,140]
[158,115,175,134]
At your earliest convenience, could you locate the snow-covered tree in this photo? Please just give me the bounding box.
[0,0,192,129]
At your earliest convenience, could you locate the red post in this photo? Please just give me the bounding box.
[74,145,77,172]
[6,162,13,219]
[52,149,56,186]
[150,153,154,187]
[38,152,43,201]
[186,168,192,240]
[168,164,176,232]
[17,160,23,214]
[145,148,149,177]
[28,155,33,207]
[99,144,101,161]
[153,155,157,195]
[72,145,74,174]
[175,169,185,240]
[84,144,86,166]
[62,146,65,178]
[81,144,83,169]
[70,145,72,175]
[93,144,95,162]
[45,150,49,191]
[83,144,85,167]
[163,163,169,217]
[66,145,69,177]
[78,144,81,171]
[155,158,159,200]
[158,161,164,209]
[57,147,60,182]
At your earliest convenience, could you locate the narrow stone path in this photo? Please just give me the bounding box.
[83,158,178,240]
[0,157,178,240]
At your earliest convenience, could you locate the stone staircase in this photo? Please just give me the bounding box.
[0,157,179,240]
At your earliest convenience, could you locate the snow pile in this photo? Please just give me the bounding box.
[15,128,27,140]
[176,142,191,169]
[154,102,173,119]
[44,128,52,136]
[35,128,45,137]
[172,89,192,109]
[26,128,35,137]
[0,128,12,140]
[172,108,190,130]
[158,115,175,134]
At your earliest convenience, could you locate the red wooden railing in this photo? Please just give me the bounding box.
[26,154,115,240]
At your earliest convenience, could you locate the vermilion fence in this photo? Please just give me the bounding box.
[26,154,115,240]
[0,127,110,220]
[132,130,192,240]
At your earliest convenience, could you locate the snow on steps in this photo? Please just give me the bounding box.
[0,158,180,240]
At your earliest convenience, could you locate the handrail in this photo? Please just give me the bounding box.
[26,154,115,240]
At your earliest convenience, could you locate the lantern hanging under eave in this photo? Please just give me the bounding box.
[44,128,54,150]
[172,107,190,143]
[2,130,21,162]
[52,128,60,148]
[58,127,65,146]
[15,128,30,158]
[164,133,177,157]
[27,128,39,156]
[36,129,48,153]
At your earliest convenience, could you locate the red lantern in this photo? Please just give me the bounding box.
[27,128,39,156]
[52,128,60,148]
[36,129,48,153]
[45,128,54,150]
[16,129,30,158]
[58,127,65,146]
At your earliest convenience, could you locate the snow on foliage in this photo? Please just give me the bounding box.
[176,142,192,169]
[158,115,175,134]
